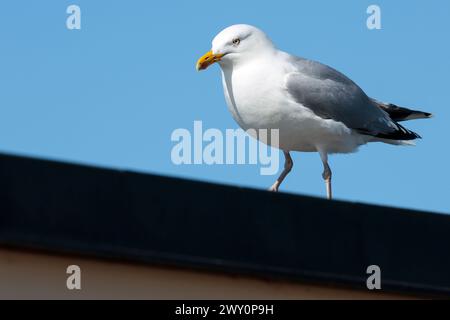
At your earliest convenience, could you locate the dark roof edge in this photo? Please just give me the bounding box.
[0,152,449,297]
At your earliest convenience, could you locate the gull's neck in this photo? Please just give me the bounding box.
[220,47,279,73]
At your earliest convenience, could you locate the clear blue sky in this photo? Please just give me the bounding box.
[0,1,448,213]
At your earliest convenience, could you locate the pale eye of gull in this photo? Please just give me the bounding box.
[232,38,241,46]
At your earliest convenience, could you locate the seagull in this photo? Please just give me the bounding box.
[196,24,431,200]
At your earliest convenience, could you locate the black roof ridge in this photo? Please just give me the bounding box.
[1,152,449,297]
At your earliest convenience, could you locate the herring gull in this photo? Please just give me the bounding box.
[196,24,432,199]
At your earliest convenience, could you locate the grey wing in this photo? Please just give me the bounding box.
[285,57,419,140]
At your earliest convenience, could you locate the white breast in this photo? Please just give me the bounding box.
[221,57,287,131]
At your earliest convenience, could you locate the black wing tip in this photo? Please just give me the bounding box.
[374,131,421,141]
[382,122,422,140]
[376,101,433,122]
[357,123,422,141]
[405,110,433,121]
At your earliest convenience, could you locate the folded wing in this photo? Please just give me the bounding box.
[285,57,420,140]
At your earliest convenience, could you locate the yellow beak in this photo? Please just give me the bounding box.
[196,51,224,71]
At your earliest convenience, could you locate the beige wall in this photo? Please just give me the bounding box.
[0,247,413,300]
